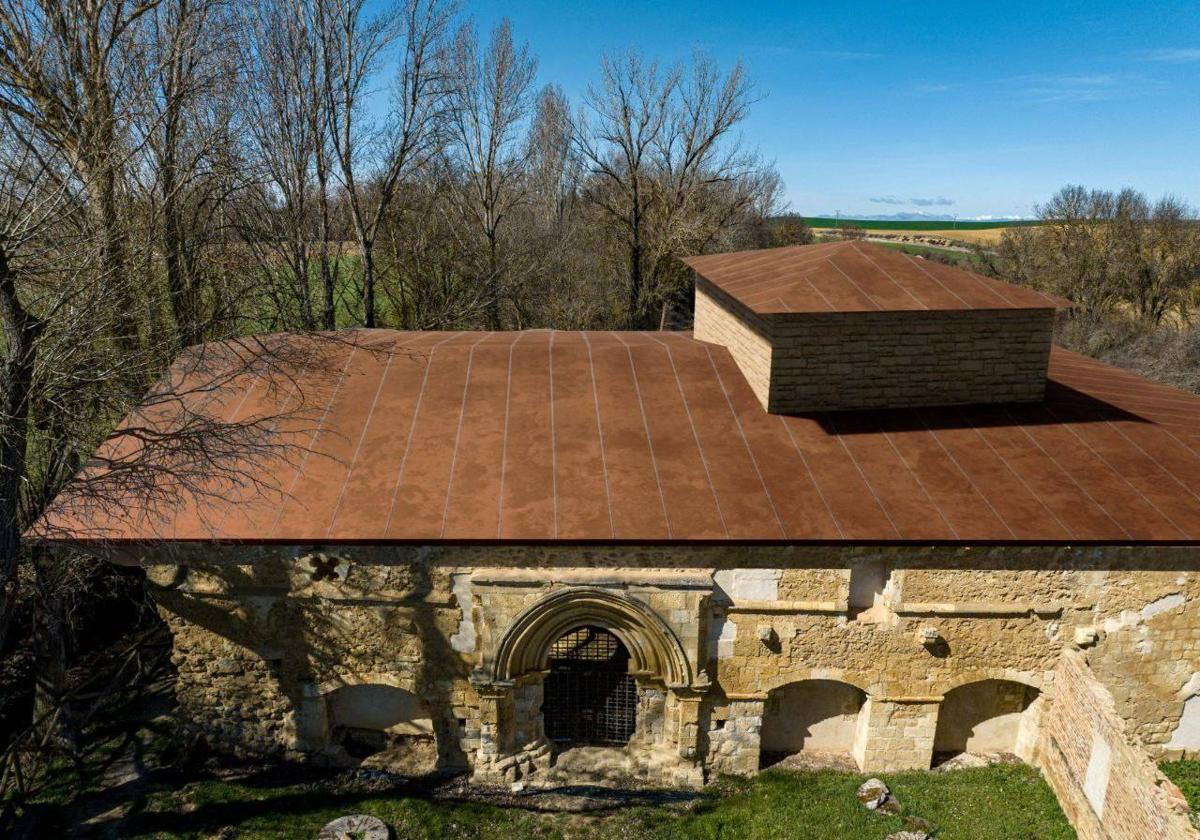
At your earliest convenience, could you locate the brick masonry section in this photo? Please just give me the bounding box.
[1038,649,1196,840]
[694,277,1055,413]
[693,280,774,408]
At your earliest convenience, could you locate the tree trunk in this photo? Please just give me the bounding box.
[317,167,336,330]
[162,173,202,347]
[628,236,643,328]
[361,239,376,328]
[293,235,313,330]
[627,184,644,328]
[159,40,202,349]
[0,244,42,650]
[92,174,136,341]
[77,75,138,351]
[32,549,75,752]
[486,230,501,329]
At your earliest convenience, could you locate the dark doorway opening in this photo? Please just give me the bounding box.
[542,626,636,745]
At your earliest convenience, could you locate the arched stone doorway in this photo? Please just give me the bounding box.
[542,626,637,745]
[470,587,706,787]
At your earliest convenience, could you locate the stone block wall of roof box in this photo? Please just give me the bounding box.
[687,241,1070,413]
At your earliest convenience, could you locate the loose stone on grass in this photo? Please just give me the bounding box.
[317,814,389,840]
[856,778,890,810]
[857,776,903,816]
[876,794,902,816]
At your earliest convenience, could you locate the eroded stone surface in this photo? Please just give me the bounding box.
[317,814,388,840]
[140,542,1200,837]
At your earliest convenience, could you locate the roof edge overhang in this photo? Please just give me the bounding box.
[29,537,1200,550]
[684,249,1076,313]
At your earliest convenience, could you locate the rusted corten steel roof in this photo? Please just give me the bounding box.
[683,241,1072,314]
[30,329,1200,544]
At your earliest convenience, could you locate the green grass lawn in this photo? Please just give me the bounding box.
[116,763,1074,840]
[1161,760,1200,813]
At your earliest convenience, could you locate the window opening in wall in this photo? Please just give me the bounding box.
[542,626,636,745]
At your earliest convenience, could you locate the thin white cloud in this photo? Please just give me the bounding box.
[913,82,956,94]
[812,50,882,61]
[1138,48,1200,63]
[1015,73,1123,103]
[868,196,956,207]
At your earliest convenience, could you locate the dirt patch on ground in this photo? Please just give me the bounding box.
[813,227,1011,246]
[889,228,1008,245]
[761,750,860,772]
[431,775,703,814]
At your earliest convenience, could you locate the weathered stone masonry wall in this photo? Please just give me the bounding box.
[693,281,773,408]
[1039,649,1195,840]
[692,277,1055,412]
[137,544,1200,796]
[148,551,469,769]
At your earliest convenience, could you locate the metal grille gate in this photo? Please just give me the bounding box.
[542,626,636,745]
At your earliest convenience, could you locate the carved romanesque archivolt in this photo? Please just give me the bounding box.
[480,587,694,689]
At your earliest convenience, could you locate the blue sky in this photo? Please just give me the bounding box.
[458,0,1199,219]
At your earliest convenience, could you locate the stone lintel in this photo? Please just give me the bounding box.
[471,569,713,589]
[895,601,1065,617]
[726,599,846,614]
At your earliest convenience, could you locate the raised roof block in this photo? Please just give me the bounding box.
[686,241,1070,413]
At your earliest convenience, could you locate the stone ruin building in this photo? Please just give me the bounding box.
[31,241,1200,838]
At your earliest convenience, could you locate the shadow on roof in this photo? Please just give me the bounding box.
[804,382,1147,436]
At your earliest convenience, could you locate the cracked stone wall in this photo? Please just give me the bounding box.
[1039,649,1196,840]
[133,543,1200,790]
[1083,573,1200,757]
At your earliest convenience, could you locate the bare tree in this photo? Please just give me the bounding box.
[321,0,451,327]
[0,137,54,644]
[575,50,765,327]
[240,0,326,330]
[771,215,815,248]
[575,51,676,327]
[0,0,166,349]
[134,0,242,347]
[509,83,592,327]
[649,54,762,326]
[984,185,1200,323]
[442,18,536,328]
[1111,191,1200,323]
[527,84,578,229]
